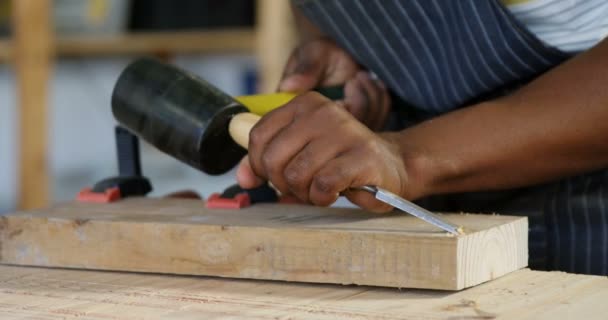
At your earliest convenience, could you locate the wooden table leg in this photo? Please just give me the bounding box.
[255,0,297,93]
[12,0,53,209]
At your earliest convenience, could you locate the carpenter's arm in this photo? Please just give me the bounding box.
[393,38,608,199]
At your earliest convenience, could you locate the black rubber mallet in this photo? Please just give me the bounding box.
[112,58,263,175]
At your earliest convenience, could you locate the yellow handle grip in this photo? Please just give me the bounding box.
[235,92,297,116]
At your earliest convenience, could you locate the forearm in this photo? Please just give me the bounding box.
[391,38,608,199]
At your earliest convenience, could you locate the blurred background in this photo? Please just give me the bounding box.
[0,0,297,213]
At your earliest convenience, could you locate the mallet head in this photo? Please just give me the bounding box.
[111,58,248,175]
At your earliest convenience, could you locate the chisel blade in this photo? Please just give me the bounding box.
[357,186,462,235]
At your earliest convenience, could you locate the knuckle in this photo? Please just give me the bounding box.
[284,165,304,187]
[284,154,311,188]
[249,127,265,147]
[362,139,383,155]
[262,152,288,192]
[290,92,331,117]
[292,91,319,104]
[300,91,324,102]
[284,170,305,193]
[315,101,345,119]
[261,151,278,172]
[310,190,336,207]
[313,174,338,194]
[325,100,343,112]
[248,157,264,177]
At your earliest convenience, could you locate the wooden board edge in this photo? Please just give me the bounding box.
[456,216,528,289]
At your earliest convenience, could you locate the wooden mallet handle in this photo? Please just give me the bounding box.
[228,112,261,150]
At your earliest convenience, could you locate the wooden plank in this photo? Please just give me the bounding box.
[12,0,53,209]
[0,266,606,319]
[0,198,527,290]
[0,29,256,63]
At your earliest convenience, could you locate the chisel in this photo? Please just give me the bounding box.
[230,113,463,236]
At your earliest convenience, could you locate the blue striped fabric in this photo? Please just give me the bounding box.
[547,170,608,275]
[296,0,569,112]
[294,0,608,275]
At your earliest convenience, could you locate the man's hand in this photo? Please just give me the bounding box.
[279,38,359,92]
[280,38,391,131]
[241,92,409,212]
[237,39,394,195]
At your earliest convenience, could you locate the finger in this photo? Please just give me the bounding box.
[280,73,321,93]
[278,74,319,93]
[282,43,317,76]
[355,72,383,129]
[248,92,327,182]
[321,49,361,87]
[280,40,360,92]
[260,123,312,195]
[308,152,393,212]
[343,76,371,123]
[283,132,350,202]
[373,80,392,131]
[236,156,265,189]
[248,106,298,181]
[261,97,337,195]
[279,45,324,92]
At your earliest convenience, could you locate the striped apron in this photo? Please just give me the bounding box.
[294,0,608,275]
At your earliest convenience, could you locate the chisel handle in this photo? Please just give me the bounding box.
[229,87,344,148]
[228,112,261,150]
[235,86,345,116]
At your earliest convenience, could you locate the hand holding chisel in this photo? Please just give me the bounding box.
[112,58,461,235]
[229,112,462,236]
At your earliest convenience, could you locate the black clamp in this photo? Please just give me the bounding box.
[77,126,152,203]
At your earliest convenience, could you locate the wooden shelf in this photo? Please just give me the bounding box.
[0,29,256,62]
[8,0,296,210]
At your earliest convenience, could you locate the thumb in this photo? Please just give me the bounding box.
[278,50,324,92]
[236,156,265,189]
[279,73,321,92]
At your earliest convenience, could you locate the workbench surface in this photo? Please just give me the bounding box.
[0,265,606,319]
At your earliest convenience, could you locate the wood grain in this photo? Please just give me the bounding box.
[12,0,53,210]
[229,112,260,148]
[0,198,527,290]
[0,265,606,319]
